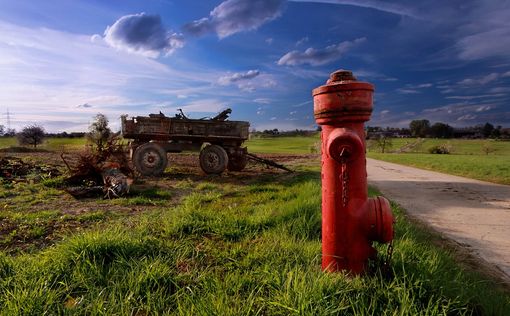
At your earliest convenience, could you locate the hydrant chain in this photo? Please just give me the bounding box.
[341,160,349,207]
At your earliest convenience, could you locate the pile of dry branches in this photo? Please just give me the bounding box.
[63,134,134,199]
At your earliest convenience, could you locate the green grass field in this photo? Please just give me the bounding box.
[0,137,86,151]
[1,135,510,314]
[367,138,510,185]
[0,135,321,154]
[1,168,509,314]
[376,137,510,156]
[246,135,320,154]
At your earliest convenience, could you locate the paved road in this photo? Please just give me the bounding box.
[367,158,510,283]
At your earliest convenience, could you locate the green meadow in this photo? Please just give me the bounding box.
[0,135,509,314]
[0,137,86,151]
[367,138,510,185]
[1,169,509,314]
[246,134,320,154]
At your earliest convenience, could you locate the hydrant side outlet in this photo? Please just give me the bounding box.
[313,69,395,274]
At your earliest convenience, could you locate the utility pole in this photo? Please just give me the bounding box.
[6,108,11,129]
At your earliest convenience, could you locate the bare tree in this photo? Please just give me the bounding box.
[17,125,45,148]
[481,141,496,155]
[373,135,393,153]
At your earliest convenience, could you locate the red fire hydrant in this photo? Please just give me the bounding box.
[313,70,394,274]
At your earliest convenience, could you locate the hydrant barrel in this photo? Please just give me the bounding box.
[313,70,394,274]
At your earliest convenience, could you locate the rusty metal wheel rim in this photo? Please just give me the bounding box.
[204,152,220,169]
[142,150,160,168]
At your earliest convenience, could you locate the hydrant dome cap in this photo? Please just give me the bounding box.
[328,69,356,83]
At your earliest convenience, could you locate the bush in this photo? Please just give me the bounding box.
[309,141,321,154]
[428,144,451,154]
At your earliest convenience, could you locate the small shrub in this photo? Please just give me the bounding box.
[428,144,450,154]
[309,141,321,154]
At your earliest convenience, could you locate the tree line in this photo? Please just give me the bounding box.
[367,120,509,139]
[0,114,109,148]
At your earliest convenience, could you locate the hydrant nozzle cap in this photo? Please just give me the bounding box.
[327,69,357,84]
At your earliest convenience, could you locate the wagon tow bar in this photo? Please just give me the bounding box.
[246,153,293,173]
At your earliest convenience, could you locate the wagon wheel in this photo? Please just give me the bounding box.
[227,152,248,171]
[199,145,229,174]
[133,143,168,176]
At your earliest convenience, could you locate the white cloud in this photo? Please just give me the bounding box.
[446,94,505,100]
[457,114,477,121]
[457,25,510,61]
[288,0,420,18]
[184,0,286,38]
[217,70,278,93]
[353,70,398,82]
[254,98,271,104]
[490,87,510,93]
[295,36,309,46]
[277,37,366,66]
[218,70,260,85]
[455,1,510,61]
[476,105,492,112]
[458,73,500,86]
[103,13,184,58]
[396,88,420,94]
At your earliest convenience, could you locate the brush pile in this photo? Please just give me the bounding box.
[63,135,134,199]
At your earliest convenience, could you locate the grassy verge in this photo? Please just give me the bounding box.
[383,138,510,155]
[246,135,320,154]
[1,167,508,314]
[0,137,86,151]
[368,152,510,185]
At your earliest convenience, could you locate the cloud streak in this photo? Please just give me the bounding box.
[289,0,420,18]
[277,37,366,66]
[455,1,510,61]
[218,70,260,85]
[184,0,285,38]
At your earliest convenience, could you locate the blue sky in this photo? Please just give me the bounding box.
[1,0,509,132]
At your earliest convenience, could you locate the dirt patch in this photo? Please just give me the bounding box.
[0,156,61,182]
